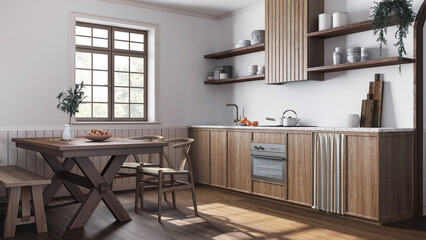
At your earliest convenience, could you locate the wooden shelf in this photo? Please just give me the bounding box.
[307,57,415,73]
[307,18,398,39]
[204,74,265,85]
[204,43,265,59]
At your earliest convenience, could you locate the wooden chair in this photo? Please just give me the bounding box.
[135,138,198,222]
[114,135,165,180]
[0,166,51,238]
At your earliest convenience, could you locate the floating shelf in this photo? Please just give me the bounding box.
[204,43,265,59]
[307,18,399,39]
[204,74,265,85]
[307,57,415,73]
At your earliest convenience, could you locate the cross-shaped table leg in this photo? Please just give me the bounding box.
[67,155,131,229]
[41,154,85,205]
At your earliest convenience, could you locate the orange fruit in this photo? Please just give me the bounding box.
[246,121,252,126]
[252,121,259,126]
[242,117,247,122]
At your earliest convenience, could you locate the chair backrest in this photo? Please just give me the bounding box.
[130,135,165,163]
[161,138,194,171]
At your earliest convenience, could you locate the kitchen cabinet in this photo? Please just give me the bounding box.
[191,129,210,184]
[287,133,313,206]
[227,131,252,193]
[210,130,228,188]
[252,180,286,200]
[265,0,324,84]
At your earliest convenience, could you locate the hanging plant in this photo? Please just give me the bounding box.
[371,0,416,72]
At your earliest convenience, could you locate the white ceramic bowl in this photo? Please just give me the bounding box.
[219,73,228,79]
[84,135,112,142]
[239,40,251,44]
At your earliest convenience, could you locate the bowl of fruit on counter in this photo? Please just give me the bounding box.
[85,129,112,141]
[236,117,259,126]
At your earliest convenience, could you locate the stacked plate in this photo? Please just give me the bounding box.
[235,40,251,48]
[249,65,258,75]
[347,47,361,63]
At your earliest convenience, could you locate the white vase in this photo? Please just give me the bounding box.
[63,123,74,140]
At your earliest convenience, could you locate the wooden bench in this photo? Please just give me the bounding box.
[0,166,51,238]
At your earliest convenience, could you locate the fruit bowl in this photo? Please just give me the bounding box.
[84,135,112,142]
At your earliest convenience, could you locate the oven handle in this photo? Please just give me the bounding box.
[251,154,285,161]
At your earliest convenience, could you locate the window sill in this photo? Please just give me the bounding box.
[72,121,162,125]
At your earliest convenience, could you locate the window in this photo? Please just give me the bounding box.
[75,22,147,121]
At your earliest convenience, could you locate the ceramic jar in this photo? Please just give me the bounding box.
[319,13,332,30]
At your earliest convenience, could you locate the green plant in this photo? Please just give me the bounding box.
[56,82,86,124]
[371,0,416,72]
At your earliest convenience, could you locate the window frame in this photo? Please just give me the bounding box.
[75,21,148,122]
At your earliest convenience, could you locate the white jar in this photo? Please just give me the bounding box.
[319,13,332,31]
[333,52,342,65]
[333,12,348,28]
[346,114,360,128]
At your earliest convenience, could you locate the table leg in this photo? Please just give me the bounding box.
[41,154,85,205]
[69,155,131,229]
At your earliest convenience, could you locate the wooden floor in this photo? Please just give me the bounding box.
[2,186,426,240]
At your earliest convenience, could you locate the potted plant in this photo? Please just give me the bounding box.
[56,82,86,140]
[371,0,416,72]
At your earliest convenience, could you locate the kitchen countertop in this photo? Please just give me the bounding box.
[188,125,414,133]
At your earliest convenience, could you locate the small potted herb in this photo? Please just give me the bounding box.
[371,0,416,72]
[56,82,86,140]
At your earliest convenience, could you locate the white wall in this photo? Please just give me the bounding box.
[0,0,232,130]
[212,0,422,127]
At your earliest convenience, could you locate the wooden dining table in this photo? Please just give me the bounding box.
[12,137,168,229]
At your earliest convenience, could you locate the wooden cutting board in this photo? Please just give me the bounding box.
[360,97,375,127]
[360,74,384,128]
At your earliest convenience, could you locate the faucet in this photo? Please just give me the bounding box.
[226,104,241,123]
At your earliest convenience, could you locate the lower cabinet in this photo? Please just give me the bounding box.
[210,130,228,188]
[227,131,252,193]
[191,129,210,184]
[287,133,313,206]
[252,180,286,200]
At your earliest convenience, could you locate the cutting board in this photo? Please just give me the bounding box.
[360,74,384,127]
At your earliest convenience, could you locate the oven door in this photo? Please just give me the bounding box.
[251,153,286,184]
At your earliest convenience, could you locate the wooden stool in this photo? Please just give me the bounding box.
[0,166,51,238]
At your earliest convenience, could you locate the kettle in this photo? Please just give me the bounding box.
[282,110,301,127]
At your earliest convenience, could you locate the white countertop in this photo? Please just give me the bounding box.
[188,125,414,133]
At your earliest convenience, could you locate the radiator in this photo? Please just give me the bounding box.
[313,133,344,215]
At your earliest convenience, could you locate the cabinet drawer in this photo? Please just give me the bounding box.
[252,180,286,200]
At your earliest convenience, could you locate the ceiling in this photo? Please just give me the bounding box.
[105,0,264,20]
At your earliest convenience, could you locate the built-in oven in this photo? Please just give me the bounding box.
[251,143,286,184]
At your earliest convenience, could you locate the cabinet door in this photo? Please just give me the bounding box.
[287,133,312,206]
[228,131,252,193]
[265,0,323,84]
[346,135,379,220]
[210,130,227,188]
[252,132,286,144]
[192,130,210,184]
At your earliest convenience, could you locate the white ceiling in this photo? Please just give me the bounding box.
[104,0,264,20]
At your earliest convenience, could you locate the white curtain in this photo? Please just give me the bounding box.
[313,133,345,215]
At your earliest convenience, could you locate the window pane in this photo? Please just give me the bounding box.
[114,55,129,71]
[130,33,144,42]
[115,40,129,50]
[76,103,91,118]
[82,86,92,102]
[130,73,144,87]
[114,104,129,118]
[76,36,91,46]
[130,57,144,73]
[130,88,144,103]
[93,53,108,70]
[93,28,108,38]
[93,103,108,118]
[130,104,144,118]
[76,69,91,85]
[114,31,129,41]
[114,87,129,103]
[115,72,129,86]
[76,26,91,36]
[93,86,108,102]
[76,52,91,69]
[130,43,144,51]
[93,38,108,48]
[93,70,108,85]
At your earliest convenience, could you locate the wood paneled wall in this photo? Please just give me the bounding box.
[0,127,187,198]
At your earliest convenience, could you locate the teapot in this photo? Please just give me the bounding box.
[282,110,301,127]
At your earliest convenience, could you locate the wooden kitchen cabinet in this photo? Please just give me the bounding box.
[287,133,313,206]
[227,131,252,193]
[210,130,228,188]
[265,0,324,84]
[191,129,210,184]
